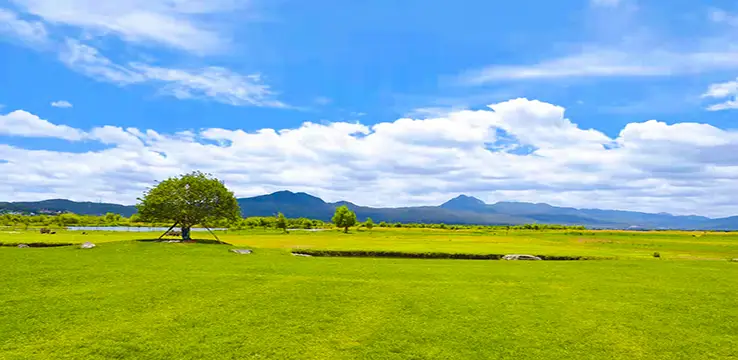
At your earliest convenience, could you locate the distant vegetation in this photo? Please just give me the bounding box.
[0,212,588,231]
[5,190,738,229]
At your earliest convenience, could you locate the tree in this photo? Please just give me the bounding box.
[365,217,374,230]
[275,212,288,233]
[136,171,241,240]
[332,205,356,233]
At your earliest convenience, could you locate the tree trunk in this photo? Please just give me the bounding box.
[181,226,191,240]
[344,226,348,233]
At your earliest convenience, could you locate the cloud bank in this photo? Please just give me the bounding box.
[2,98,737,217]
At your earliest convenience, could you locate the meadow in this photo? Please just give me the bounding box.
[1,228,737,359]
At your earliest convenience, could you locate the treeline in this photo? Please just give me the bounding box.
[365,222,586,230]
[0,213,587,231]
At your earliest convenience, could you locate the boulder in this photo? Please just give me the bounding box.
[291,253,312,257]
[230,249,252,255]
[731,258,738,262]
[80,242,96,249]
[17,244,29,248]
[503,254,542,261]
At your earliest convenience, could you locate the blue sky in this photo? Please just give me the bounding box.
[2,0,738,216]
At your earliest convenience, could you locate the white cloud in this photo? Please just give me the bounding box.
[590,0,622,7]
[59,39,146,84]
[458,7,738,84]
[314,96,332,106]
[703,78,738,98]
[709,8,738,26]
[0,8,47,44]
[58,39,285,107]
[9,0,245,54]
[460,48,738,84]
[702,78,738,111]
[0,110,85,140]
[50,100,73,108]
[707,100,738,111]
[2,98,738,217]
[1,4,286,108]
[131,64,287,108]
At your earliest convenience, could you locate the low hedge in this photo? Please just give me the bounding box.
[1,242,73,248]
[290,249,611,261]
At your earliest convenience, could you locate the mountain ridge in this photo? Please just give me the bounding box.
[2,191,737,230]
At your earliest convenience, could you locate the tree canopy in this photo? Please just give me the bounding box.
[136,171,241,239]
[365,217,374,230]
[275,212,288,233]
[332,205,357,233]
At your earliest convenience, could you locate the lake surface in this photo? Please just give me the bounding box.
[67,226,227,232]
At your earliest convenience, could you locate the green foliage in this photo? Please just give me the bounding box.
[275,212,288,233]
[332,205,357,233]
[136,171,240,239]
[365,217,374,230]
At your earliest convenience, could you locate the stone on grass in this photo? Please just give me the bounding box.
[731,258,738,262]
[166,240,181,243]
[503,254,542,261]
[80,242,96,249]
[230,249,252,255]
[17,244,29,248]
[291,253,312,257]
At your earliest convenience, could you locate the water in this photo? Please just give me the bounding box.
[67,226,227,232]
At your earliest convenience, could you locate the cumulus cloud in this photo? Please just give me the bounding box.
[50,100,73,108]
[8,0,245,54]
[0,110,85,140]
[2,98,738,217]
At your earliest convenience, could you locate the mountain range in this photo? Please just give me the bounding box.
[2,191,738,230]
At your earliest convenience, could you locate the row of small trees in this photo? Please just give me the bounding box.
[0,211,584,232]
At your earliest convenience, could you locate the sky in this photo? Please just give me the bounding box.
[1,0,738,217]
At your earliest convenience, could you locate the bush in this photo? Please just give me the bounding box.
[289,249,613,261]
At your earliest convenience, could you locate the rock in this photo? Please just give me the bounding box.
[291,253,312,257]
[80,242,96,249]
[17,244,29,248]
[503,254,542,261]
[230,249,252,255]
[730,258,738,262]
[166,240,181,243]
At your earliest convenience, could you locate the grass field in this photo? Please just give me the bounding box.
[1,229,737,359]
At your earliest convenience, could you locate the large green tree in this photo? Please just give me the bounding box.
[136,171,241,240]
[332,205,357,233]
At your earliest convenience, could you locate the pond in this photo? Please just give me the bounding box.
[67,226,227,232]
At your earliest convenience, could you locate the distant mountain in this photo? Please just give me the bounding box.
[236,191,334,219]
[3,192,738,230]
[0,199,137,217]
[440,195,487,211]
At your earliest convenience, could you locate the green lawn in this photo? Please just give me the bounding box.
[5,228,738,260]
[1,230,737,359]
